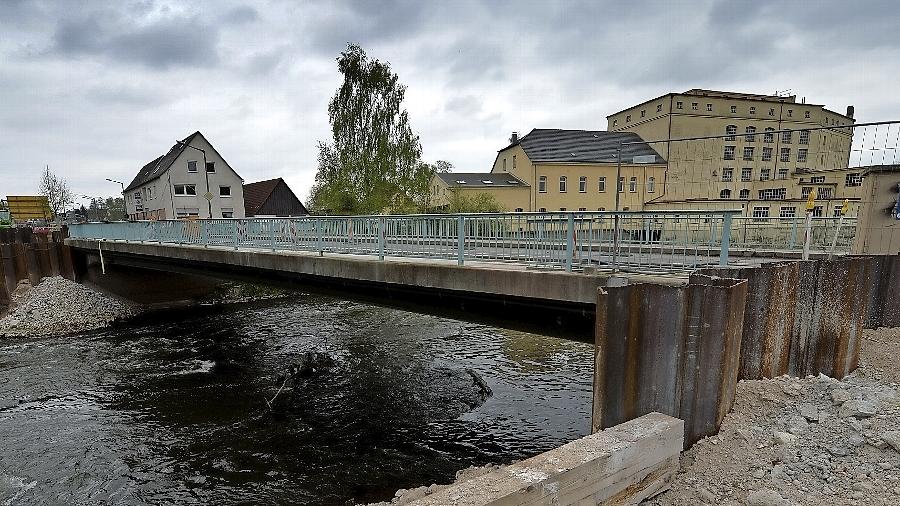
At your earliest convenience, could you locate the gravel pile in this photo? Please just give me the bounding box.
[0,277,135,337]
[648,327,900,506]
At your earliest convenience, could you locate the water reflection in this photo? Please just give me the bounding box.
[0,294,593,505]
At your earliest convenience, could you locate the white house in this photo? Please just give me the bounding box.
[124,131,246,220]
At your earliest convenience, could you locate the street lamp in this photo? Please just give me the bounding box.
[105,178,125,192]
[174,140,213,218]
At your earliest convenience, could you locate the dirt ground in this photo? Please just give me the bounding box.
[647,327,900,506]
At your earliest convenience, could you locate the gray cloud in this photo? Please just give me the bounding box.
[221,5,259,24]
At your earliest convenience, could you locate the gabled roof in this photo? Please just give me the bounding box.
[243,177,307,216]
[125,131,201,192]
[436,172,530,188]
[501,129,665,164]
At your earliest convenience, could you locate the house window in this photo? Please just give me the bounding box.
[739,188,750,199]
[146,187,154,200]
[787,109,793,117]
[780,148,791,162]
[769,108,775,116]
[221,207,234,218]
[759,188,787,200]
[187,161,198,173]
[174,184,197,196]
[691,102,698,110]
[725,125,737,141]
[676,101,683,109]
[745,126,756,142]
[799,130,810,145]
[798,149,808,163]
[205,161,216,173]
[538,208,547,212]
[818,187,834,199]
[175,207,200,218]
[810,176,826,184]
[811,206,824,217]
[578,207,587,211]
[730,105,737,114]
[805,111,810,119]
[833,208,844,217]
[626,115,631,123]
[776,168,789,180]
[781,130,792,144]
[760,168,771,181]
[743,147,754,161]
[657,104,662,112]
[219,185,231,197]
[538,176,547,193]
[752,206,770,220]
[845,173,862,187]
[780,207,796,218]
[598,176,606,192]
[741,168,752,182]
[133,191,141,200]
[628,177,637,192]
[618,177,625,192]
[578,176,587,193]
[613,119,618,127]
[503,158,507,170]
[762,147,773,162]
[706,103,713,112]
[720,189,731,199]
[724,146,736,160]
[749,106,756,115]
[764,127,775,143]
[801,187,813,199]
[559,207,567,211]
[559,176,567,193]
[722,167,734,182]
[513,155,517,169]
[647,177,655,193]
[641,109,646,117]
[597,207,606,211]
[515,208,524,212]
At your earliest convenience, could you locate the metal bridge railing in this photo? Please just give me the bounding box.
[70,210,749,273]
[730,216,857,253]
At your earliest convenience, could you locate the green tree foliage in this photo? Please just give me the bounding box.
[310,44,434,215]
[446,192,505,213]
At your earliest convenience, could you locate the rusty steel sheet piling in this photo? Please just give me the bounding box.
[592,275,747,446]
[856,255,900,329]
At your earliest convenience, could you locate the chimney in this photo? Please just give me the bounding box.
[846,105,855,119]
[510,131,518,144]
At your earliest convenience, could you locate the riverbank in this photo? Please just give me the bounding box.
[0,277,136,337]
[648,326,900,506]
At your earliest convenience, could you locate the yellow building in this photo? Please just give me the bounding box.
[607,89,859,216]
[429,172,531,211]
[485,129,667,212]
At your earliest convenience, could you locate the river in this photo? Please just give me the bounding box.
[0,294,594,505]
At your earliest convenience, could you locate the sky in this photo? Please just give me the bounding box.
[2,0,900,207]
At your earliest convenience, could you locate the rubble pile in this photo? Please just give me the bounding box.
[649,327,900,506]
[0,277,135,337]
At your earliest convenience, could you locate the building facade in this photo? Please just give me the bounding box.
[243,178,308,217]
[124,132,246,220]
[488,129,667,212]
[429,172,531,211]
[606,89,859,216]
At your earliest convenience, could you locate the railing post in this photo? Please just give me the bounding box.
[566,212,574,272]
[270,220,277,252]
[457,215,465,266]
[378,217,385,261]
[719,213,733,266]
[233,220,239,250]
[316,218,323,256]
[802,212,813,260]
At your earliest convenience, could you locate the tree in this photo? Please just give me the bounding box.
[310,44,423,215]
[446,192,505,213]
[38,166,73,220]
[105,197,125,221]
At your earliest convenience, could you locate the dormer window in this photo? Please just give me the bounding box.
[455,180,466,184]
[481,180,493,184]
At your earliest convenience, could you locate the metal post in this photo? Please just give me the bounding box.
[802,212,813,260]
[457,215,465,266]
[270,220,277,251]
[611,143,623,272]
[719,213,733,266]
[316,218,323,256]
[378,217,385,261]
[233,220,239,250]
[828,214,846,258]
[566,212,574,272]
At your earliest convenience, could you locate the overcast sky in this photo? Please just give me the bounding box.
[2,0,899,206]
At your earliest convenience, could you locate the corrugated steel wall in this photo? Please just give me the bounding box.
[592,275,747,446]
[0,228,74,306]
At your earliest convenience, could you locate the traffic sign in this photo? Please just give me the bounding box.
[203,192,213,201]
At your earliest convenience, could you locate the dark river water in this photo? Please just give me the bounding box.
[0,294,594,505]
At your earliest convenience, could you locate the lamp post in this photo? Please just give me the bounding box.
[175,140,212,218]
[106,178,127,220]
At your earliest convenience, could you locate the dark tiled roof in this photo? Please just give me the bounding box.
[242,178,283,216]
[125,131,200,192]
[508,129,664,164]
[436,172,530,188]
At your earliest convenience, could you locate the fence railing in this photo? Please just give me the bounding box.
[67,210,851,273]
[729,216,857,253]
